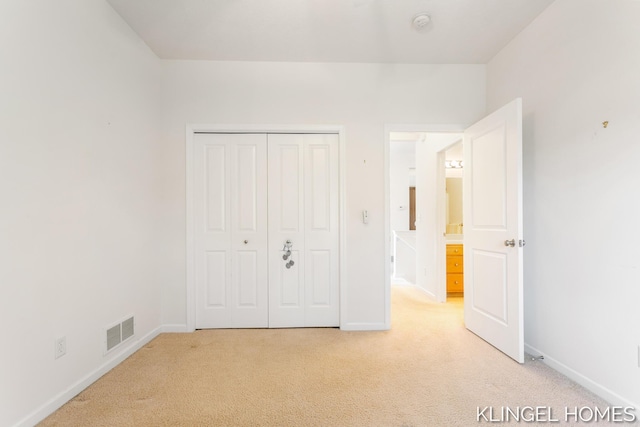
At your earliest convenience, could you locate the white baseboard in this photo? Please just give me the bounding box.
[340,322,389,331]
[525,343,639,410]
[412,284,438,301]
[161,324,190,333]
[15,327,162,427]
[390,278,415,286]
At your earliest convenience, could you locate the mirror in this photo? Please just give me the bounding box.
[445,141,463,237]
[446,177,463,235]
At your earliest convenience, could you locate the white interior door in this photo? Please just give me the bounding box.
[194,133,268,328]
[268,134,340,327]
[463,98,524,363]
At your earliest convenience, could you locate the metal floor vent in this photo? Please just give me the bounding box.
[105,316,135,354]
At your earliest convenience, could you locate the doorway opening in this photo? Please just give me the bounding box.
[384,99,524,362]
[384,126,464,329]
[443,141,464,299]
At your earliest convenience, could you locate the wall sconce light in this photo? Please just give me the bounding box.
[445,160,464,169]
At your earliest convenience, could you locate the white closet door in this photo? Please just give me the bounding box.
[194,133,268,328]
[268,134,339,327]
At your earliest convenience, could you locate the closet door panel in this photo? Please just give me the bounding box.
[268,134,339,328]
[304,134,340,327]
[195,133,268,328]
[268,136,305,327]
[230,139,268,327]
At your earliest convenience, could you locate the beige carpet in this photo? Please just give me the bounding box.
[40,286,625,426]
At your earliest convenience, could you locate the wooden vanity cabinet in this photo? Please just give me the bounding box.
[446,244,464,294]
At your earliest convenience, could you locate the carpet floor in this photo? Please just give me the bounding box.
[39,286,627,426]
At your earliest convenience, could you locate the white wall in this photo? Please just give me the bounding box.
[389,141,416,232]
[160,61,486,328]
[414,133,463,300]
[0,1,163,425]
[393,231,417,284]
[487,0,640,408]
[389,140,417,284]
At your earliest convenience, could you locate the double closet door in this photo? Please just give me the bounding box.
[194,133,339,329]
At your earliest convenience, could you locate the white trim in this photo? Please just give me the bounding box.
[185,124,347,331]
[14,327,162,427]
[188,123,341,134]
[383,130,391,329]
[340,322,389,331]
[338,129,348,330]
[525,344,640,409]
[412,283,438,300]
[384,124,466,330]
[161,324,190,333]
[185,125,196,332]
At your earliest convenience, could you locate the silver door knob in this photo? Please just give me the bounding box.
[244,240,248,244]
[504,239,516,247]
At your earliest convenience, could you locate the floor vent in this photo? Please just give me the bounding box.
[104,315,135,355]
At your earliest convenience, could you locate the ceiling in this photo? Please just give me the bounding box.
[106,0,555,64]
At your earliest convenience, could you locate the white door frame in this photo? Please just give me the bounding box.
[186,124,347,332]
[384,124,465,328]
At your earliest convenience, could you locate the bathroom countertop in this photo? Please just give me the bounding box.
[446,234,463,245]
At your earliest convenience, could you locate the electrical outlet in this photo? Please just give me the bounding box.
[55,336,66,359]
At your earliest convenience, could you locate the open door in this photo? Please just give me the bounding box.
[463,98,524,363]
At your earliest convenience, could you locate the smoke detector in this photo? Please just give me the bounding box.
[412,13,432,32]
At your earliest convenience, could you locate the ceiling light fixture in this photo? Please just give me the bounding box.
[412,13,432,33]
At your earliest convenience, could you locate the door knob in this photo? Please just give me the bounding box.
[504,239,516,247]
[243,240,248,244]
